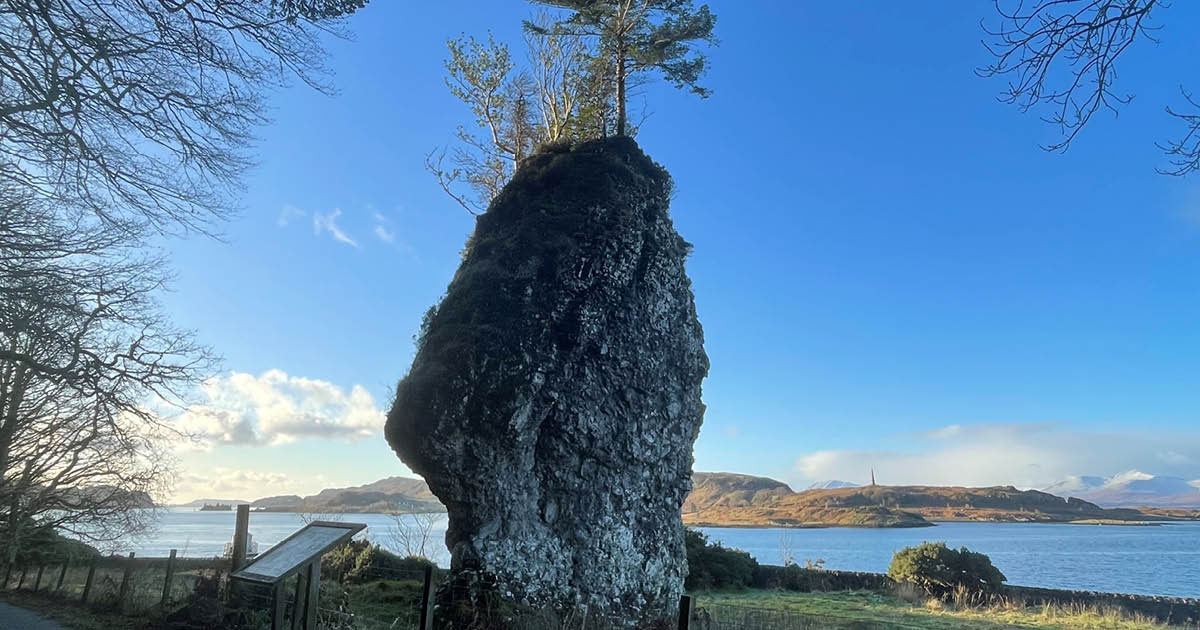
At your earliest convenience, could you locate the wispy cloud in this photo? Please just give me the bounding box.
[277,204,305,227]
[370,208,398,244]
[176,370,384,449]
[374,225,396,243]
[313,209,358,248]
[792,422,1200,489]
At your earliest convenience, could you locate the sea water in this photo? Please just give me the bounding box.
[118,509,1199,598]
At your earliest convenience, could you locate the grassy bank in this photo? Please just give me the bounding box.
[694,590,1193,630]
[5,575,1190,629]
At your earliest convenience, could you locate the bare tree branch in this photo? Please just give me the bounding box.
[0,0,363,235]
[978,0,1193,164]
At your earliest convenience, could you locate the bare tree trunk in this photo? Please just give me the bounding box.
[0,367,27,484]
[5,496,20,565]
[616,53,627,137]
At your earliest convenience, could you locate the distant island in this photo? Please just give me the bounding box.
[198,502,233,512]
[171,471,1200,527]
[681,472,1200,528]
[171,477,445,514]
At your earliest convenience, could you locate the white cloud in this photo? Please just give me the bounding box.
[792,423,1200,489]
[723,426,741,438]
[374,225,396,243]
[174,468,291,502]
[277,204,305,227]
[370,208,398,244]
[313,209,358,247]
[1158,450,1193,466]
[177,370,384,449]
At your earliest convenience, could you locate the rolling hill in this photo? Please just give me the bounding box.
[249,476,443,513]
[683,472,930,528]
[682,472,1195,528]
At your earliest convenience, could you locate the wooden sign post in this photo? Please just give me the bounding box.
[231,521,365,630]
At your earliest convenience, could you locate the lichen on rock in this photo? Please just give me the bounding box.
[386,137,708,626]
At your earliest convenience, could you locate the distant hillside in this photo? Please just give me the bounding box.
[62,486,155,509]
[682,473,1195,527]
[305,476,438,505]
[175,498,249,507]
[797,484,1151,523]
[246,476,444,514]
[683,472,929,528]
[684,472,795,512]
[250,495,302,508]
[1044,471,1200,508]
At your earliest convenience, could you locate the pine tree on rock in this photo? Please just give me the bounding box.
[527,0,717,136]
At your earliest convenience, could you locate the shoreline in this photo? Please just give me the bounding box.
[688,517,1197,529]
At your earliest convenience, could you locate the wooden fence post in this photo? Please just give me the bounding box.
[303,560,320,630]
[81,557,97,603]
[160,549,177,608]
[33,565,44,591]
[677,594,693,630]
[231,505,250,572]
[271,582,287,630]
[117,552,135,612]
[291,569,309,630]
[229,503,250,606]
[56,561,68,591]
[418,564,435,630]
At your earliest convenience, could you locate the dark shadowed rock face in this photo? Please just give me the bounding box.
[386,137,708,625]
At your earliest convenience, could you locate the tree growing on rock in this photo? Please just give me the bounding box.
[527,0,718,137]
[427,15,608,214]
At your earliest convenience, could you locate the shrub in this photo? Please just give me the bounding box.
[0,524,101,565]
[322,539,436,584]
[887,542,1006,598]
[684,529,758,590]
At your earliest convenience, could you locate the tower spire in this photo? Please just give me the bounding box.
[871,467,876,486]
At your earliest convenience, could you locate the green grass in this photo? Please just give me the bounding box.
[692,589,1192,630]
[332,578,426,629]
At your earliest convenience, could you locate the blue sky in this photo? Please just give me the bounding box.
[164,1,1200,502]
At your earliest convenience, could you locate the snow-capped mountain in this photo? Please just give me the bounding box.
[806,480,861,490]
[1043,470,1200,508]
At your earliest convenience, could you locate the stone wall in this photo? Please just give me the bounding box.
[1005,585,1200,626]
[751,564,1200,624]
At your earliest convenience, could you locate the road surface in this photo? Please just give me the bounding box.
[0,600,64,629]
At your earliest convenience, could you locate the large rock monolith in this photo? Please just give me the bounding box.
[386,137,708,626]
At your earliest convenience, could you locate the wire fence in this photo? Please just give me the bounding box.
[1,554,927,629]
[1,554,228,613]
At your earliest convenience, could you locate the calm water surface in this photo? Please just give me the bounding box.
[125,510,1199,598]
[697,522,1200,599]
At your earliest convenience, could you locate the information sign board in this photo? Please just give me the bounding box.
[232,521,365,585]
